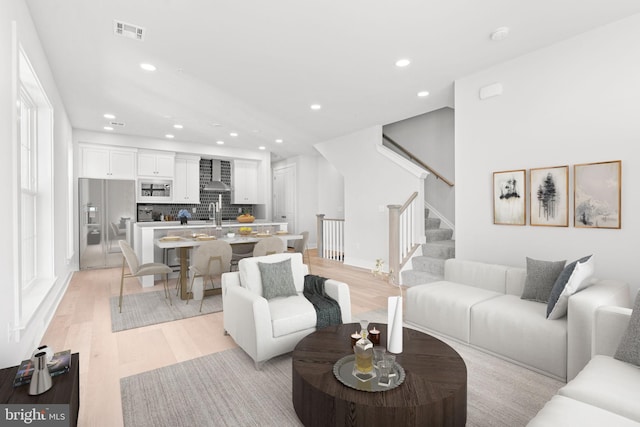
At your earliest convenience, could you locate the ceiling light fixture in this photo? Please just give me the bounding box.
[258,146,266,150]
[140,63,157,72]
[310,104,322,110]
[104,126,114,131]
[230,132,238,137]
[275,139,283,143]
[490,27,510,41]
[216,140,224,145]
[173,124,183,129]
[103,113,116,119]
[395,58,411,67]
[165,134,174,139]
[417,91,430,97]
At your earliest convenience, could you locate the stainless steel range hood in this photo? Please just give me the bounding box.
[203,159,231,191]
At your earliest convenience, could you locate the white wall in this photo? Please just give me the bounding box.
[455,14,640,296]
[0,0,75,367]
[316,156,344,220]
[384,107,455,224]
[315,126,424,271]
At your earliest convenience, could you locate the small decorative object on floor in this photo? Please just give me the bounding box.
[352,320,376,382]
[29,351,52,395]
[178,209,192,225]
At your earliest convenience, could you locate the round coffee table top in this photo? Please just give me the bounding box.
[292,322,467,427]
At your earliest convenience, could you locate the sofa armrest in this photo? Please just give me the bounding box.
[567,279,631,380]
[593,305,632,357]
[325,279,352,323]
[222,283,272,363]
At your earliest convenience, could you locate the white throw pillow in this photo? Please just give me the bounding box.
[547,255,595,320]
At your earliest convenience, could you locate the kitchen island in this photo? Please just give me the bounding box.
[133,220,289,287]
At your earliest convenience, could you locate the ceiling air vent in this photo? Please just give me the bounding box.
[109,121,126,127]
[113,20,145,41]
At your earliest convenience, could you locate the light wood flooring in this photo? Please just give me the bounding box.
[41,251,400,427]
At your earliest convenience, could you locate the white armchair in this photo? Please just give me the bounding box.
[222,252,351,368]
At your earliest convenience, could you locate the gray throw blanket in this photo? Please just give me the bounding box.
[303,275,342,329]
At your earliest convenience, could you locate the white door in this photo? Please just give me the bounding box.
[273,164,296,236]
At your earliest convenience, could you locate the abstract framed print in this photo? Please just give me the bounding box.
[493,169,526,225]
[530,165,569,227]
[574,160,621,229]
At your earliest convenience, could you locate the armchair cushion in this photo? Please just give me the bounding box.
[239,253,306,296]
[258,258,297,300]
[269,295,316,338]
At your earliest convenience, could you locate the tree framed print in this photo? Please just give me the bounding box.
[530,165,569,227]
[574,160,621,229]
[493,169,526,225]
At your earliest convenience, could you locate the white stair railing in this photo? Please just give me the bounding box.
[316,214,345,261]
[388,192,420,283]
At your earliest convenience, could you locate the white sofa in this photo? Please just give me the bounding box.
[221,252,352,368]
[405,259,630,381]
[528,305,640,426]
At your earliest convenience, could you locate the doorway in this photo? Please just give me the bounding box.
[273,164,296,239]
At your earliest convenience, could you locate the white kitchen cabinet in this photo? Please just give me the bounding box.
[232,159,259,204]
[137,150,175,177]
[79,144,136,179]
[174,155,201,203]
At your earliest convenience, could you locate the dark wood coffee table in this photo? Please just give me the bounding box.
[292,323,466,426]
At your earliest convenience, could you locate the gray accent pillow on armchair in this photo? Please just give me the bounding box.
[258,258,298,300]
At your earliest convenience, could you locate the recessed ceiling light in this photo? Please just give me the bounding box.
[165,134,174,139]
[173,124,183,129]
[417,91,430,97]
[104,126,114,131]
[395,58,411,67]
[103,113,116,119]
[140,63,156,72]
[258,146,266,150]
[490,27,510,41]
[230,132,238,137]
[210,123,222,127]
[216,140,224,145]
[275,139,283,143]
[310,104,322,110]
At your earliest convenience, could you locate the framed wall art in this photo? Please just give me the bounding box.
[530,165,569,227]
[493,169,526,225]
[574,160,621,229]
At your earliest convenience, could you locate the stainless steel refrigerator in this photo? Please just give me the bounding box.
[79,178,136,270]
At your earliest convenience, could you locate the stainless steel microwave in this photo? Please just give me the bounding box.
[138,179,172,203]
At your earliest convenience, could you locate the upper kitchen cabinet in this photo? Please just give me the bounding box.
[137,150,175,177]
[232,159,259,204]
[174,155,201,204]
[79,143,137,179]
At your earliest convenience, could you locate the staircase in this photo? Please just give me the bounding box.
[401,209,455,287]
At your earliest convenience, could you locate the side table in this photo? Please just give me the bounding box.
[0,353,79,427]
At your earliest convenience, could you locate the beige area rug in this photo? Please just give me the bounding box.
[120,310,563,427]
[109,290,223,332]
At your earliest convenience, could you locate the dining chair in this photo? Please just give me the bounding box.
[118,240,173,313]
[252,236,286,257]
[292,231,310,269]
[187,240,232,312]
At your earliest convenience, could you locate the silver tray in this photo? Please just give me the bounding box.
[333,354,406,392]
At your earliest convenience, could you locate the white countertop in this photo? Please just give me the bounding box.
[134,220,287,230]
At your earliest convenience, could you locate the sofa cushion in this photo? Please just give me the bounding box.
[505,267,526,296]
[527,395,640,427]
[547,255,595,320]
[258,258,297,300]
[614,292,640,366]
[559,355,640,423]
[521,257,566,303]
[268,295,316,338]
[443,259,509,293]
[470,295,567,379]
[239,252,305,296]
[405,281,501,342]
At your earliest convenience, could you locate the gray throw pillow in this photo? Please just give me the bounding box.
[614,292,640,366]
[547,255,592,318]
[521,257,566,303]
[258,258,298,300]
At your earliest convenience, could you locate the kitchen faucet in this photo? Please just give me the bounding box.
[208,202,222,228]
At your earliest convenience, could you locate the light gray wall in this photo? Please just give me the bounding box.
[455,14,640,296]
[1,0,75,367]
[383,107,455,224]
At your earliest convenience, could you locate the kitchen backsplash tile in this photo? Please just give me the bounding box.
[139,159,253,221]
